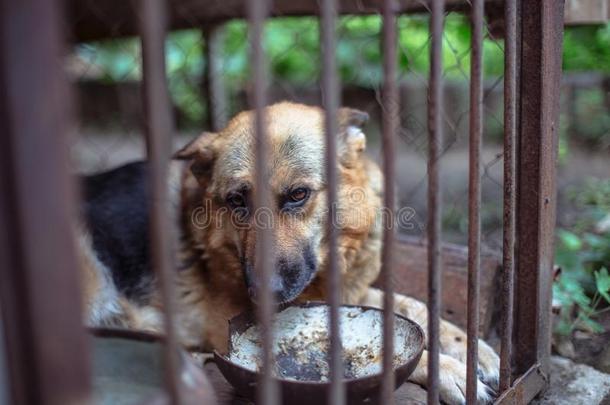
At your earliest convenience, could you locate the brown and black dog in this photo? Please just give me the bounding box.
[79,102,499,404]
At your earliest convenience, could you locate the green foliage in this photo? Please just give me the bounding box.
[553,179,610,335]
[76,40,141,81]
[570,178,610,221]
[75,17,610,134]
[554,229,610,335]
[75,13,509,127]
[563,24,610,72]
[568,88,610,149]
[77,17,610,84]
[596,267,610,304]
[167,31,205,125]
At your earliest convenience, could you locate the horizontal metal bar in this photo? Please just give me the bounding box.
[494,364,548,404]
[69,0,501,42]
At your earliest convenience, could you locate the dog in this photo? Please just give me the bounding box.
[79,102,499,404]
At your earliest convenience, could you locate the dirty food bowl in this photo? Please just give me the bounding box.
[214,302,425,404]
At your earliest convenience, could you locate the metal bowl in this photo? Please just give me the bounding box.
[89,328,216,405]
[214,302,424,404]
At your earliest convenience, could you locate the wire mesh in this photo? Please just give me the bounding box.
[68,11,512,256]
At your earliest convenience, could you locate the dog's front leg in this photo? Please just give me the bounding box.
[359,287,498,404]
[409,350,496,405]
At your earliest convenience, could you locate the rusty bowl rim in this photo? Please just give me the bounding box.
[213,301,426,387]
[88,327,167,343]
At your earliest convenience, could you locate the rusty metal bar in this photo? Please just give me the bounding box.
[466,0,483,402]
[202,23,228,132]
[70,0,505,42]
[514,0,565,379]
[0,322,8,405]
[0,0,91,404]
[246,1,279,405]
[320,0,344,403]
[139,1,182,403]
[427,0,445,403]
[499,0,517,393]
[380,0,398,404]
[494,363,547,404]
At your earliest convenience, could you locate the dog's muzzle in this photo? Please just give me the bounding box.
[242,245,317,304]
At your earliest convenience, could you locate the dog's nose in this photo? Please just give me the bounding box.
[246,275,285,303]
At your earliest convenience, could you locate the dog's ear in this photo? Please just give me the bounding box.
[173,132,218,181]
[337,107,369,166]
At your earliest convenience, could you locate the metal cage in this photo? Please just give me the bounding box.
[0,0,565,404]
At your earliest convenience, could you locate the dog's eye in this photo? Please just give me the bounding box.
[226,192,246,209]
[288,187,310,203]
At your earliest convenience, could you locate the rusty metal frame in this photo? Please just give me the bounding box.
[495,0,565,402]
[0,0,567,404]
[380,1,399,404]
[68,0,504,42]
[0,1,91,405]
[247,1,280,405]
[139,0,184,403]
[466,0,484,402]
[426,1,445,403]
[512,0,565,381]
[320,0,345,404]
[202,24,229,132]
[499,0,518,393]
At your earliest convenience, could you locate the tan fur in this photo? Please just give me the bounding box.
[78,236,103,313]
[82,102,498,404]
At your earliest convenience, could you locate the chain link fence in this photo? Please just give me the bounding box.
[67,6,609,251]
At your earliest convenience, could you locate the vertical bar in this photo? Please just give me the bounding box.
[0,319,8,405]
[139,1,182,403]
[514,0,565,378]
[202,24,228,132]
[246,1,279,405]
[427,0,445,403]
[320,0,344,403]
[466,0,484,403]
[0,0,91,404]
[381,0,398,404]
[500,0,517,393]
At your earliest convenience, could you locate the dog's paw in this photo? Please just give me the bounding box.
[410,351,496,405]
[439,322,500,390]
[437,353,496,405]
[476,339,500,389]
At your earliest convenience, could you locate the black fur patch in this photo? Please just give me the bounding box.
[82,161,154,302]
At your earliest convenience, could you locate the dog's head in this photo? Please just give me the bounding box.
[175,102,369,304]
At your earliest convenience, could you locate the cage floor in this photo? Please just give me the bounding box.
[92,336,164,405]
